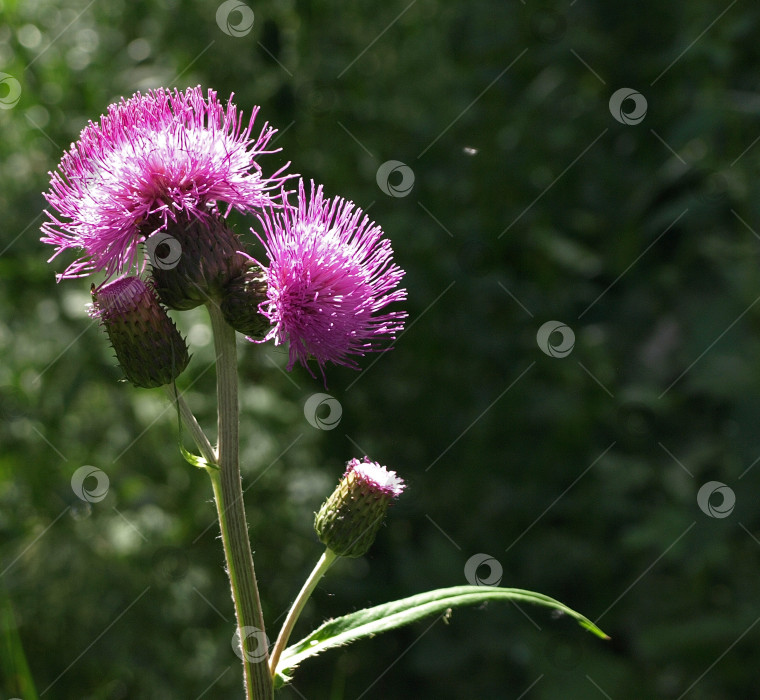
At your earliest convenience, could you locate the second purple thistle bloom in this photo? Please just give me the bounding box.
[254,180,407,380]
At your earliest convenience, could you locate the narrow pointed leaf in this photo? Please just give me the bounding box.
[274,585,608,685]
[179,442,215,470]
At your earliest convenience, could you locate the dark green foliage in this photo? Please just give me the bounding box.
[2,0,759,698]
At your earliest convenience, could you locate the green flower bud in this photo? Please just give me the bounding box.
[148,214,249,311]
[91,276,190,388]
[220,262,270,339]
[314,457,405,558]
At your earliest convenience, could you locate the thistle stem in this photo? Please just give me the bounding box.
[269,548,338,676]
[207,302,273,700]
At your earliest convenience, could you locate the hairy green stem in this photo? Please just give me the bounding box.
[269,548,338,676]
[208,303,273,700]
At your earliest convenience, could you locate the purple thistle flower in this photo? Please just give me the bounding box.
[254,180,407,380]
[42,86,290,281]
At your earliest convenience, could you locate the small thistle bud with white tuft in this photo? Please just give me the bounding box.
[91,276,190,388]
[314,457,405,558]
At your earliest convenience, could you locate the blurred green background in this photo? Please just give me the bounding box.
[2,0,760,698]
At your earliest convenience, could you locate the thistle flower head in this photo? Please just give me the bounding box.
[148,214,250,311]
[42,86,289,281]
[344,457,405,498]
[254,180,407,380]
[314,457,405,558]
[91,276,190,388]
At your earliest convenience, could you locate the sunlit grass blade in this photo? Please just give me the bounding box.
[0,590,39,700]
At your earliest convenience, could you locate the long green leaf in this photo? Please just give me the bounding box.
[274,585,608,685]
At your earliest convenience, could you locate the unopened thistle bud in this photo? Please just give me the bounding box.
[91,276,190,388]
[220,262,270,339]
[314,457,405,558]
[148,215,249,311]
